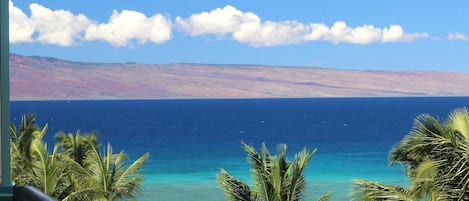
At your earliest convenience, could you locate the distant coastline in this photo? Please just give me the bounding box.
[9,96,469,102]
[10,54,469,100]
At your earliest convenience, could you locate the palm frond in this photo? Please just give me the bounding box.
[114,152,149,197]
[10,123,18,142]
[17,114,41,161]
[271,144,289,200]
[32,123,48,141]
[57,131,99,168]
[85,141,109,195]
[85,142,148,200]
[317,192,332,201]
[219,143,325,201]
[61,187,105,201]
[408,160,441,200]
[29,139,63,197]
[217,169,253,201]
[351,179,413,201]
[448,108,469,147]
[286,148,316,201]
[390,114,447,167]
[244,143,275,201]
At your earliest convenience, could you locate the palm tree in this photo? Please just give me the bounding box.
[10,114,48,185]
[28,138,70,198]
[10,114,150,201]
[352,160,439,201]
[10,115,81,199]
[352,108,469,201]
[54,131,101,200]
[57,136,149,201]
[85,142,150,201]
[217,143,332,201]
[56,130,99,167]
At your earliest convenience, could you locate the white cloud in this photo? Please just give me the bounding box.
[8,2,449,47]
[85,10,172,46]
[309,23,329,41]
[29,3,93,46]
[328,22,382,44]
[233,21,310,46]
[9,1,34,43]
[8,0,171,47]
[175,5,259,36]
[319,21,383,44]
[382,25,405,42]
[176,5,429,46]
[176,5,310,46]
[448,32,467,41]
[307,21,429,44]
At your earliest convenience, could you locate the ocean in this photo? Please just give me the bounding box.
[10,97,469,200]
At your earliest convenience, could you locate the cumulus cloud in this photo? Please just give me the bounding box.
[8,0,171,46]
[307,21,429,44]
[85,10,172,46]
[29,3,93,46]
[448,32,467,41]
[9,2,454,47]
[9,1,34,43]
[176,5,310,46]
[175,5,259,36]
[176,5,430,46]
[233,20,310,46]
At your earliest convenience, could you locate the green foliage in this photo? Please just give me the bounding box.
[10,114,149,201]
[352,108,469,201]
[85,143,149,201]
[56,131,99,168]
[217,143,332,201]
[10,114,48,186]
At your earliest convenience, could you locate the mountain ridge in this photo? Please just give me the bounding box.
[9,54,469,100]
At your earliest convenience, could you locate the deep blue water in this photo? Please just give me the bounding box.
[10,97,469,200]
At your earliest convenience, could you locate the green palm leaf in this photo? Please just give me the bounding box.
[284,147,316,201]
[85,142,149,201]
[10,114,148,201]
[30,139,63,197]
[355,108,469,201]
[244,143,274,201]
[217,169,253,201]
[317,192,332,201]
[114,152,149,199]
[218,143,330,201]
[56,131,99,168]
[352,179,412,201]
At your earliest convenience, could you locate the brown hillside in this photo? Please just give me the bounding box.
[9,54,469,100]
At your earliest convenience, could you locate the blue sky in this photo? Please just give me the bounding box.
[9,0,469,72]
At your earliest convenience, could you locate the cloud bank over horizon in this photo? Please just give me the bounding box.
[9,1,464,47]
[175,5,430,46]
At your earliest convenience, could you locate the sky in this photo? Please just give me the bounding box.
[8,0,469,72]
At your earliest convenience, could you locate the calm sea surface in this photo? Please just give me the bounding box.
[10,97,469,200]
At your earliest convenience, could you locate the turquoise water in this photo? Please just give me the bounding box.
[140,151,407,201]
[139,153,407,201]
[11,97,469,200]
